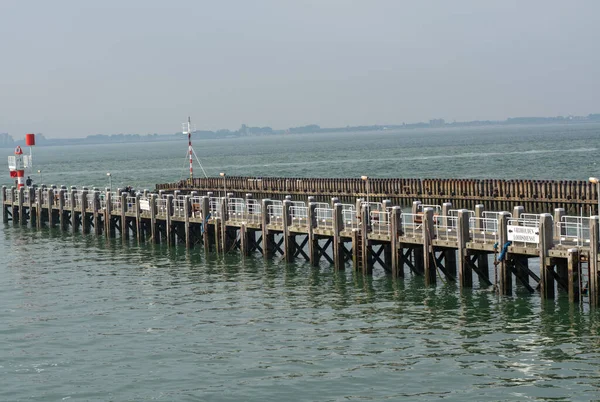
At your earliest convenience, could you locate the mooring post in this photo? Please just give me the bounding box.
[17,187,24,225]
[538,213,555,299]
[150,194,158,244]
[412,200,424,273]
[93,191,101,235]
[135,193,142,243]
[57,189,65,230]
[28,187,36,227]
[105,189,114,237]
[351,228,360,271]
[2,186,7,223]
[422,207,436,285]
[360,203,372,274]
[308,202,318,266]
[166,194,174,246]
[37,187,43,229]
[69,188,77,232]
[474,204,489,282]
[81,189,89,234]
[283,199,295,262]
[589,216,599,307]
[457,209,472,288]
[120,192,128,240]
[220,197,229,253]
[497,212,512,295]
[47,188,55,228]
[333,203,345,271]
[512,205,529,287]
[240,222,249,256]
[201,196,211,252]
[261,199,274,258]
[184,195,191,249]
[390,206,402,277]
[567,248,581,304]
[10,187,17,224]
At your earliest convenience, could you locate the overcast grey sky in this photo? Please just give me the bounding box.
[1,0,599,138]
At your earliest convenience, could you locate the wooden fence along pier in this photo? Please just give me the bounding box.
[3,177,600,308]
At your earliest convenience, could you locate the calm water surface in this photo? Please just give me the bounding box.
[2,124,600,401]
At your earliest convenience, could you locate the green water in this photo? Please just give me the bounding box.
[2,124,600,401]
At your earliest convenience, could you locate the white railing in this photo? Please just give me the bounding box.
[557,216,591,247]
[315,207,334,230]
[268,204,284,226]
[433,215,458,241]
[173,197,186,218]
[290,206,309,227]
[42,191,50,206]
[313,202,330,210]
[244,199,262,224]
[482,211,512,221]
[22,190,31,205]
[469,217,499,243]
[370,210,390,236]
[4,190,13,203]
[156,198,168,217]
[100,194,107,210]
[342,209,359,231]
[521,213,541,223]
[228,198,246,222]
[87,193,96,210]
[209,197,221,219]
[291,201,306,208]
[401,213,421,238]
[362,201,383,212]
[110,194,122,213]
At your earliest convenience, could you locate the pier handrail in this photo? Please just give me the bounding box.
[469,217,499,243]
[315,207,334,230]
[267,204,283,226]
[228,198,245,222]
[290,206,309,227]
[173,197,185,218]
[401,213,421,238]
[433,214,458,241]
[557,216,591,247]
[342,209,359,231]
[156,198,168,217]
[370,210,391,236]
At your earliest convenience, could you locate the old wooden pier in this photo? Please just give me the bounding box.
[3,178,599,307]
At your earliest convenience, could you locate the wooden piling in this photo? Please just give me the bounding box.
[539,213,555,299]
[589,216,599,307]
[308,202,318,266]
[422,207,436,285]
[283,199,294,262]
[332,203,345,270]
[457,209,471,288]
[261,199,274,258]
[184,195,191,248]
[567,248,581,304]
[360,204,372,274]
[390,206,402,277]
[150,194,158,243]
[497,212,512,295]
[166,194,174,246]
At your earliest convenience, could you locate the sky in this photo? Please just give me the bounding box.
[1,0,599,138]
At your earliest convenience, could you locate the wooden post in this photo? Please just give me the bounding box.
[332,203,345,271]
[17,187,24,225]
[184,195,191,249]
[497,212,512,295]
[441,202,456,278]
[589,216,599,307]
[567,248,581,304]
[166,194,174,246]
[538,213,555,299]
[2,186,7,223]
[105,189,113,237]
[47,188,55,228]
[57,189,65,230]
[457,209,472,288]
[390,206,402,277]
[201,196,211,252]
[70,188,76,232]
[81,189,89,234]
[474,204,489,281]
[150,194,158,243]
[351,228,360,271]
[220,197,228,253]
[283,199,295,262]
[308,202,318,266]
[422,207,436,285]
[93,191,101,235]
[28,187,36,227]
[360,204,372,274]
[135,193,142,242]
[261,199,274,258]
[120,192,128,240]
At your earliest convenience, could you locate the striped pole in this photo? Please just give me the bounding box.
[14,146,25,188]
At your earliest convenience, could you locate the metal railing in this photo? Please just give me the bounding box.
[401,213,421,238]
[482,211,512,221]
[370,210,390,235]
[313,202,330,210]
[421,204,442,214]
[315,207,334,230]
[156,198,168,217]
[433,215,458,241]
[290,206,309,227]
[228,198,246,222]
[557,216,591,247]
[173,197,186,218]
[469,217,499,243]
[521,213,542,223]
[190,196,202,218]
[87,193,96,210]
[342,209,359,231]
[268,204,284,226]
[244,199,262,224]
[4,190,13,203]
[209,197,221,219]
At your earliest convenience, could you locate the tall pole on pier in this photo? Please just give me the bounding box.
[590,177,599,215]
[185,117,193,181]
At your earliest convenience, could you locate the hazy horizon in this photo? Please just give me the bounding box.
[1,0,599,138]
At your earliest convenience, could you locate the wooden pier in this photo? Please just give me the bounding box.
[3,182,599,307]
[158,176,600,215]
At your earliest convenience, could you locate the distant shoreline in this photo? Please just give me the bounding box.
[1,114,599,148]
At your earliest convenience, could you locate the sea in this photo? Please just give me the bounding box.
[1,123,600,401]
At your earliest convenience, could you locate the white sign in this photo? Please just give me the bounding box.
[139,199,151,211]
[507,225,539,243]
